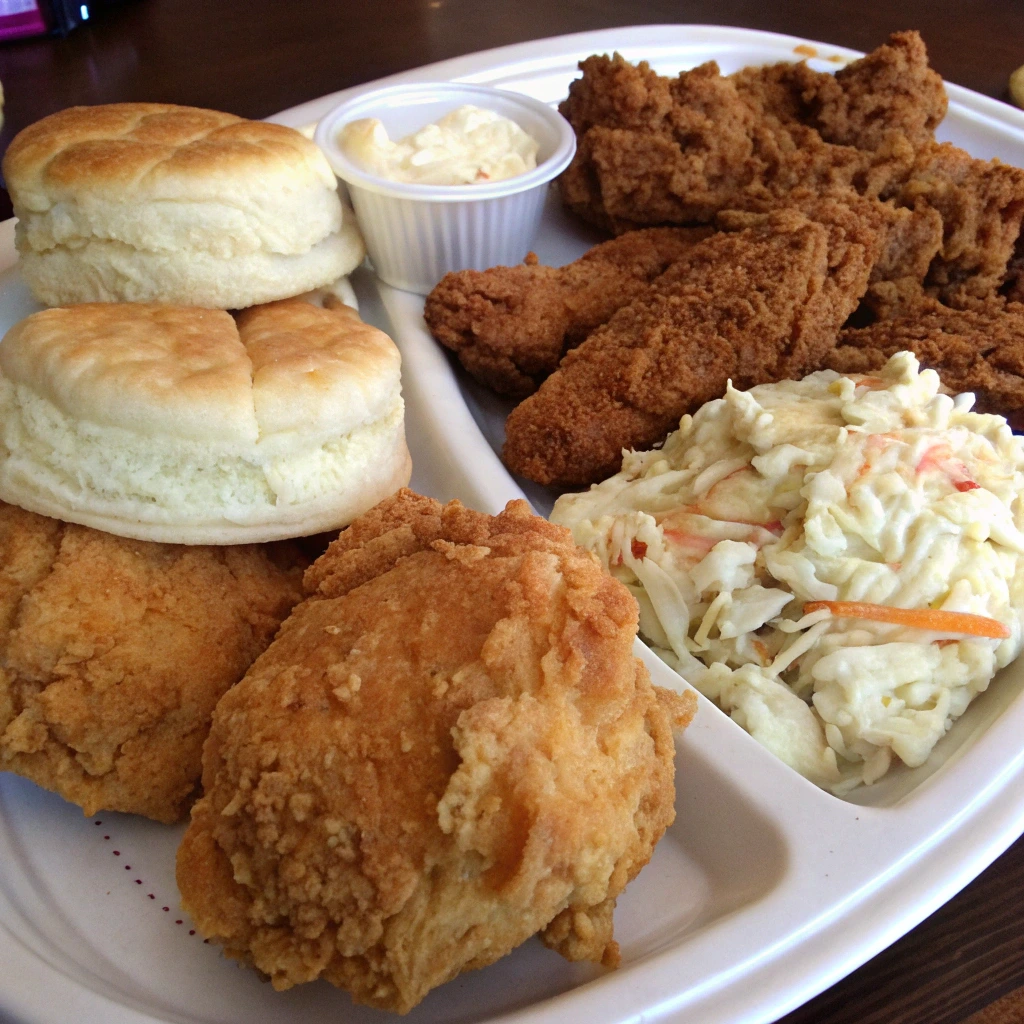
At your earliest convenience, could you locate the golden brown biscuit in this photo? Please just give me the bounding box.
[3,103,364,308]
[0,299,411,543]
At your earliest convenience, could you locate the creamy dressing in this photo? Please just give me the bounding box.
[552,353,1024,793]
[338,104,539,185]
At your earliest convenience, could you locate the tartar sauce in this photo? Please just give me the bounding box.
[338,104,539,186]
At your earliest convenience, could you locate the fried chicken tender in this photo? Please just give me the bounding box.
[177,489,694,1013]
[826,302,1024,419]
[0,502,307,822]
[424,227,713,396]
[717,184,944,318]
[558,32,944,235]
[503,206,880,487]
[556,33,1024,310]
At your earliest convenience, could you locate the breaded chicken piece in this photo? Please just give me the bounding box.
[0,502,306,822]
[893,143,1024,309]
[558,33,944,235]
[556,34,1024,310]
[826,302,1024,420]
[177,489,695,1013]
[732,29,946,152]
[424,227,713,396]
[717,185,944,318]
[503,206,880,487]
[560,33,1024,313]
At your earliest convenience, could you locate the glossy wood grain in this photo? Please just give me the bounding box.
[0,3,1022,1022]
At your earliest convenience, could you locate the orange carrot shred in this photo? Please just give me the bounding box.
[803,601,1010,639]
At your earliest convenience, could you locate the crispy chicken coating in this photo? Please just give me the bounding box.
[177,490,694,1013]
[424,227,713,396]
[0,502,307,822]
[558,32,944,235]
[826,301,1024,420]
[716,185,944,319]
[557,33,1024,311]
[502,206,880,487]
[894,143,1024,309]
[732,29,946,151]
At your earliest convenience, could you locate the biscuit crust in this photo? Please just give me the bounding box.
[4,103,364,307]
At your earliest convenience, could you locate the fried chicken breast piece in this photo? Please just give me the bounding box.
[0,502,307,822]
[424,226,714,396]
[558,33,943,235]
[503,206,880,487]
[177,489,694,1013]
[826,302,1024,419]
[732,29,946,152]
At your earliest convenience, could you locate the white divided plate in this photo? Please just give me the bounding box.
[3,23,1024,1024]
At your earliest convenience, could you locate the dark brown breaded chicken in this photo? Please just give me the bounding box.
[424,227,713,396]
[0,502,307,822]
[556,33,1024,312]
[177,489,695,1013]
[894,143,1024,309]
[558,32,944,235]
[716,184,944,318]
[827,302,1024,419]
[732,29,946,152]
[503,206,880,487]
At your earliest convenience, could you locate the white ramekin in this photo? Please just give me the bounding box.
[313,82,576,295]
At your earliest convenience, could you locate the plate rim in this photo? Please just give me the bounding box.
[3,22,1024,1024]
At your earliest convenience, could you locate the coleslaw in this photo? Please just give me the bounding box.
[551,353,1024,793]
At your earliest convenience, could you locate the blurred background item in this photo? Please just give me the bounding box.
[0,0,128,41]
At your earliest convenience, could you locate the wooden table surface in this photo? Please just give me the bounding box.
[1,2,1023,1023]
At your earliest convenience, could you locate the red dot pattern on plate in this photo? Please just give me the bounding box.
[90,817,200,939]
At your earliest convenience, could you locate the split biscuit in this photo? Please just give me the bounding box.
[0,299,411,543]
[3,103,365,308]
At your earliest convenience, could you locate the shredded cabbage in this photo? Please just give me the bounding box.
[552,353,1024,794]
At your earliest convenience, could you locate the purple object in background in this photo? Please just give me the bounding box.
[0,0,48,39]
[0,0,123,40]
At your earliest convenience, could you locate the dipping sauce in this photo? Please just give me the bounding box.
[338,104,539,186]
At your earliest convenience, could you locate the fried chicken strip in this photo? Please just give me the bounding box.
[503,206,881,486]
[178,489,695,1012]
[424,226,713,396]
[717,184,944,318]
[826,302,1024,420]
